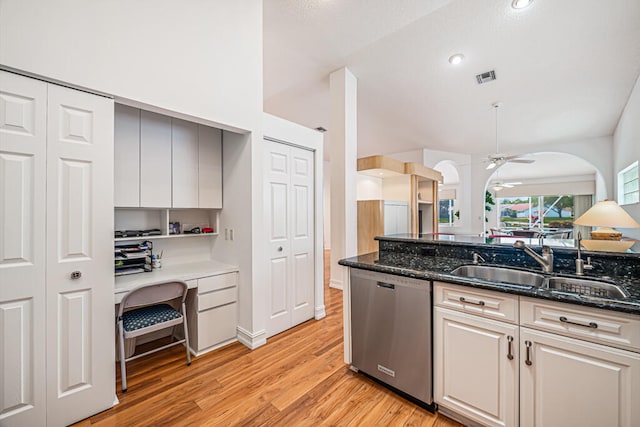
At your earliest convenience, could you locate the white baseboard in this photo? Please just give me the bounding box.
[315,304,326,320]
[236,325,267,350]
[329,279,343,290]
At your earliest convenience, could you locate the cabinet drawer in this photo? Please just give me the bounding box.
[520,297,640,352]
[198,272,237,294]
[197,303,237,350]
[434,282,518,323]
[197,286,237,311]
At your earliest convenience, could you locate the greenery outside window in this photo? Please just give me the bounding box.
[439,199,456,226]
[618,161,639,205]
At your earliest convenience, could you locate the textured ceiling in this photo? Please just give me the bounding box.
[264,0,640,167]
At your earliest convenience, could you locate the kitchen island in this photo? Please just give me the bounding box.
[339,234,640,427]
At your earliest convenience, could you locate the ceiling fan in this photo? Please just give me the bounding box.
[485,103,535,170]
[490,181,522,191]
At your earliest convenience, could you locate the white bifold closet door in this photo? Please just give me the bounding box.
[0,70,114,427]
[265,139,315,338]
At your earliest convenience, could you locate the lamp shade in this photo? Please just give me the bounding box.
[574,200,640,228]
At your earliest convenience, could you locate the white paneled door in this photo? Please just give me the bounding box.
[265,139,315,338]
[46,84,115,426]
[0,70,115,426]
[0,70,47,427]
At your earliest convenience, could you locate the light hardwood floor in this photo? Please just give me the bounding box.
[73,250,462,426]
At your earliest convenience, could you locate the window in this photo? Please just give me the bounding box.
[439,199,456,226]
[618,161,639,205]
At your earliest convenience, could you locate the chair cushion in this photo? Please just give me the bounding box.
[123,304,182,332]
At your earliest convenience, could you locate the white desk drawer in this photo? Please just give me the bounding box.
[434,282,519,324]
[198,272,237,294]
[520,297,640,352]
[197,286,237,311]
[197,303,237,350]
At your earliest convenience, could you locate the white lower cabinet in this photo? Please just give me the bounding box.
[434,282,640,427]
[186,272,238,355]
[435,301,518,427]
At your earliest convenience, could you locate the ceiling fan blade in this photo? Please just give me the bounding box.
[507,159,535,164]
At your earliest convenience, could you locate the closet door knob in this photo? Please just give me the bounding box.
[277,246,283,252]
[70,271,82,280]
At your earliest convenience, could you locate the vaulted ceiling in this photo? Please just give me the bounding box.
[263,0,640,164]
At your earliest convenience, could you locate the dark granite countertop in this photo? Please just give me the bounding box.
[339,250,640,316]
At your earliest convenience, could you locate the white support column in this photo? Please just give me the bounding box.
[329,67,358,364]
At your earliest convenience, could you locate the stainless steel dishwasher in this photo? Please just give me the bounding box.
[350,268,434,408]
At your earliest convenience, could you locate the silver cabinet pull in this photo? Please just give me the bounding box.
[459,296,485,306]
[559,316,598,329]
[525,340,533,366]
[507,335,514,360]
[70,271,82,280]
[277,246,283,252]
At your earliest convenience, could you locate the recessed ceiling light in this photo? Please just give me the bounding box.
[512,0,533,9]
[448,53,464,65]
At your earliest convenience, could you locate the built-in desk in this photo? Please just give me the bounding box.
[114,260,239,355]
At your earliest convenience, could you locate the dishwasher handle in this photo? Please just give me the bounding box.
[377,282,395,290]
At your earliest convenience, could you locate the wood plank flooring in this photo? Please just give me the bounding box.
[73,250,462,426]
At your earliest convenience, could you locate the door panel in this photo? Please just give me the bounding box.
[198,125,222,208]
[140,110,171,207]
[113,104,140,207]
[265,140,315,337]
[0,70,46,427]
[58,159,92,260]
[434,307,518,427]
[520,327,640,427]
[46,84,114,426]
[172,118,199,208]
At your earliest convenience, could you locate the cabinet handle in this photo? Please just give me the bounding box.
[559,316,598,329]
[459,296,485,306]
[507,335,514,360]
[525,340,533,366]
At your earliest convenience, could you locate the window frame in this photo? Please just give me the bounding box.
[617,161,639,206]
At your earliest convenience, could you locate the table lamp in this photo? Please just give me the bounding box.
[574,200,640,251]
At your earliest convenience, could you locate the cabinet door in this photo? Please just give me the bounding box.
[172,118,199,208]
[46,84,115,426]
[140,110,171,207]
[198,125,222,208]
[114,104,140,207]
[0,70,47,427]
[520,327,640,427]
[434,307,518,427]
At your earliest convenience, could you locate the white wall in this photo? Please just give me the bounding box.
[0,0,262,133]
[1,1,267,347]
[356,174,383,200]
[614,75,640,241]
[324,160,332,249]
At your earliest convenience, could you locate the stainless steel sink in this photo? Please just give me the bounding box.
[547,277,629,299]
[451,265,546,288]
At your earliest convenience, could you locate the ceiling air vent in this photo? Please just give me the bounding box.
[476,70,496,84]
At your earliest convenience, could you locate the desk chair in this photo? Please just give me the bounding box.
[117,280,191,392]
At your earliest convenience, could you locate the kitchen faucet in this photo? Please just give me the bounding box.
[472,253,486,264]
[575,232,593,275]
[513,240,554,273]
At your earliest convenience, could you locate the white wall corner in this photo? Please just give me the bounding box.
[236,326,267,350]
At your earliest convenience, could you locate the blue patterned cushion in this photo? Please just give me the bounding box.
[123,304,182,332]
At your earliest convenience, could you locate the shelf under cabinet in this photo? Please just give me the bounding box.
[115,232,218,242]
